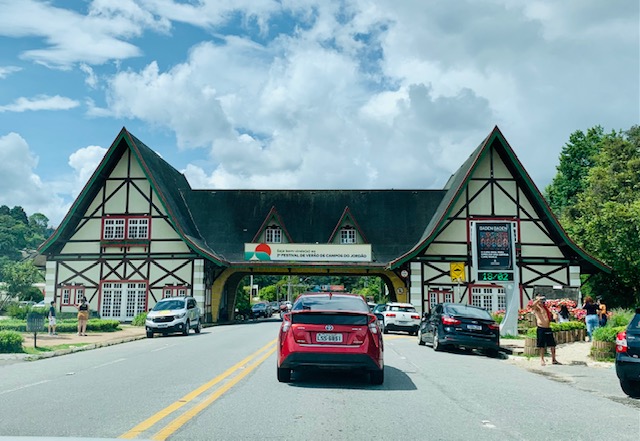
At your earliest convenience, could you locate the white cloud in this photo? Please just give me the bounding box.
[0,95,80,112]
[68,145,108,196]
[0,66,21,79]
[0,132,68,224]
[79,64,98,88]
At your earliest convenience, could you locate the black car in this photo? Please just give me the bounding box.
[418,303,500,356]
[615,308,640,398]
[251,302,272,319]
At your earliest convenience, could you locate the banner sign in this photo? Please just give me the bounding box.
[244,243,372,262]
[475,223,513,271]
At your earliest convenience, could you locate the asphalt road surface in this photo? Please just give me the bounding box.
[0,319,638,441]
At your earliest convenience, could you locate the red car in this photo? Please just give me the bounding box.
[277,292,384,384]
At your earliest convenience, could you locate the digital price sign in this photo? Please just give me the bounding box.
[478,272,514,282]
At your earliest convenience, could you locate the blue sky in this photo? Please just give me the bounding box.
[0,0,638,227]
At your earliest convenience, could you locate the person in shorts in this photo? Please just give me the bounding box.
[48,300,57,335]
[532,296,561,366]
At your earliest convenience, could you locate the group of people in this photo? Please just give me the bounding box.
[46,296,91,336]
[531,295,608,366]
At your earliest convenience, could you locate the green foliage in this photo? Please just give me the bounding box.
[0,330,24,353]
[492,312,503,324]
[525,321,585,337]
[132,312,147,326]
[592,325,626,343]
[0,318,120,333]
[1,260,44,301]
[608,308,635,328]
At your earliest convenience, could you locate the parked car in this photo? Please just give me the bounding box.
[269,301,280,314]
[18,301,36,308]
[382,302,421,335]
[418,303,500,356]
[145,296,202,338]
[251,302,272,318]
[277,292,384,384]
[372,304,387,315]
[615,308,640,398]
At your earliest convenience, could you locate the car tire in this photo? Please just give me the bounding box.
[277,367,291,383]
[195,320,202,334]
[183,320,190,336]
[620,379,640,398]
[418,329,426,346]
[369,368,384,385]
[433,329,444,352]
[383,326,389,334]
[146,331,154,338]
[485,348,500,358]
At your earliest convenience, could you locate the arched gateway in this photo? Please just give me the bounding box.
[38,126,608,333]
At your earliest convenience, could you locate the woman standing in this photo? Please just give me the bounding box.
[582,296,599,342]
[77,297,89,336]
[557,304,570,323]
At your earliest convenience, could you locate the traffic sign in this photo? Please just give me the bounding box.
[450,262,465,282]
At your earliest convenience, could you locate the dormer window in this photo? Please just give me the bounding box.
[340,226,357,244]
[265,225,282,243]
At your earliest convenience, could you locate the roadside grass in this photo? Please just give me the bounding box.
[22,343,92,354]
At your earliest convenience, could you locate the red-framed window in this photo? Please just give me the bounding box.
[163,285,189,298]
[102,216,151,240]
[60,285,85,306]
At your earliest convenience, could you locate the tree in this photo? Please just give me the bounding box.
[545,126,605,221]
[570,126,640,306]
[0,260,44,308]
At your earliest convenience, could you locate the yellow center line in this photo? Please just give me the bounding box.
[151,346,277,441]
[119,339,276,439]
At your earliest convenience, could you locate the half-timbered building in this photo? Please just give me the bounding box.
[38,126,608,327]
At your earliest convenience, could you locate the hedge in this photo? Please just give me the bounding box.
[592,325,627,343]
[0,330,24,353]
[0,319,121,333]
[525,321,585,337]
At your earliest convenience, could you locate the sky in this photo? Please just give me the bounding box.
[0,0,638,228]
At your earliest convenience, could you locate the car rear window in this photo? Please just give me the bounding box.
[292,295,369,312]
[445,304,492,320]
[291,312,369,325]
[629,314,640,330]
[388,305,416,312]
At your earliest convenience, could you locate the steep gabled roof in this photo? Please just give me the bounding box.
[38,128,227,266]
[388,126,610,273]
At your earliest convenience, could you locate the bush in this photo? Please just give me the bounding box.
[525,321,585,337]
[132,312,147,326]
[593,325,626,343]
[0,318,120,333]
[6,304,31,320]
[0,330,24,353]
[607,308,634,328]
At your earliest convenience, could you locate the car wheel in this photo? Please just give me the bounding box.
[369,368,384,385]
[485,348,499,358]
[277,367,291,383]
[418,329,425,346]
[195,319,202,334]
[433,329,444,352]
[146,331,153,338]
[620,379,640,398]
[183,320,190,336]
[383,326,389,334]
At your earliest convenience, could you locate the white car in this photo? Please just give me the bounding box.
[145,296,202,338]
[382,302,421,335]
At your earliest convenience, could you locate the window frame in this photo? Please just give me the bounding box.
[60,285,85,306]
[340,227,357,244]
[101,216,151,241]
[163,285,189,298]
[265,225,282,243]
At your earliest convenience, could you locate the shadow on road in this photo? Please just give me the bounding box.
[285,366,417,391]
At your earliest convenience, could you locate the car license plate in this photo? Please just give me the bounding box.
[316,333,343,343]
[467,324,482,331]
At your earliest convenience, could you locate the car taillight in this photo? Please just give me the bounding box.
[441,316,461,325]
[368,315,378,334]
[281,313,291,332]
[386,313,396,318]
[488,323,500,330]
[616,331,628,353]
[411,314,420,320]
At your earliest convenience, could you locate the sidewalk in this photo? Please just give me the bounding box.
[501,338,614,369]
[1,325,147,363]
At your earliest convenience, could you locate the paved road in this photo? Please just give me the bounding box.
[0,320,638,440]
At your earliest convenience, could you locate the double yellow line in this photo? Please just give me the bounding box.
[119,339,276,440]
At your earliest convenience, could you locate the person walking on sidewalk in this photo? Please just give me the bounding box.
[532,296,561,366]
[77,297,89,336]
[48,300,57,335]
[582,296,599,341]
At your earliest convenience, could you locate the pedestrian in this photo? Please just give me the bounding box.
[557,304,570,323]
[77,296,89,336]
[598,298,607,327]
[582,296,599,341]
[531,296,562,366]
[48,300,57,335]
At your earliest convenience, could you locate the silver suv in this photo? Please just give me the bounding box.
[145,296,202,338]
